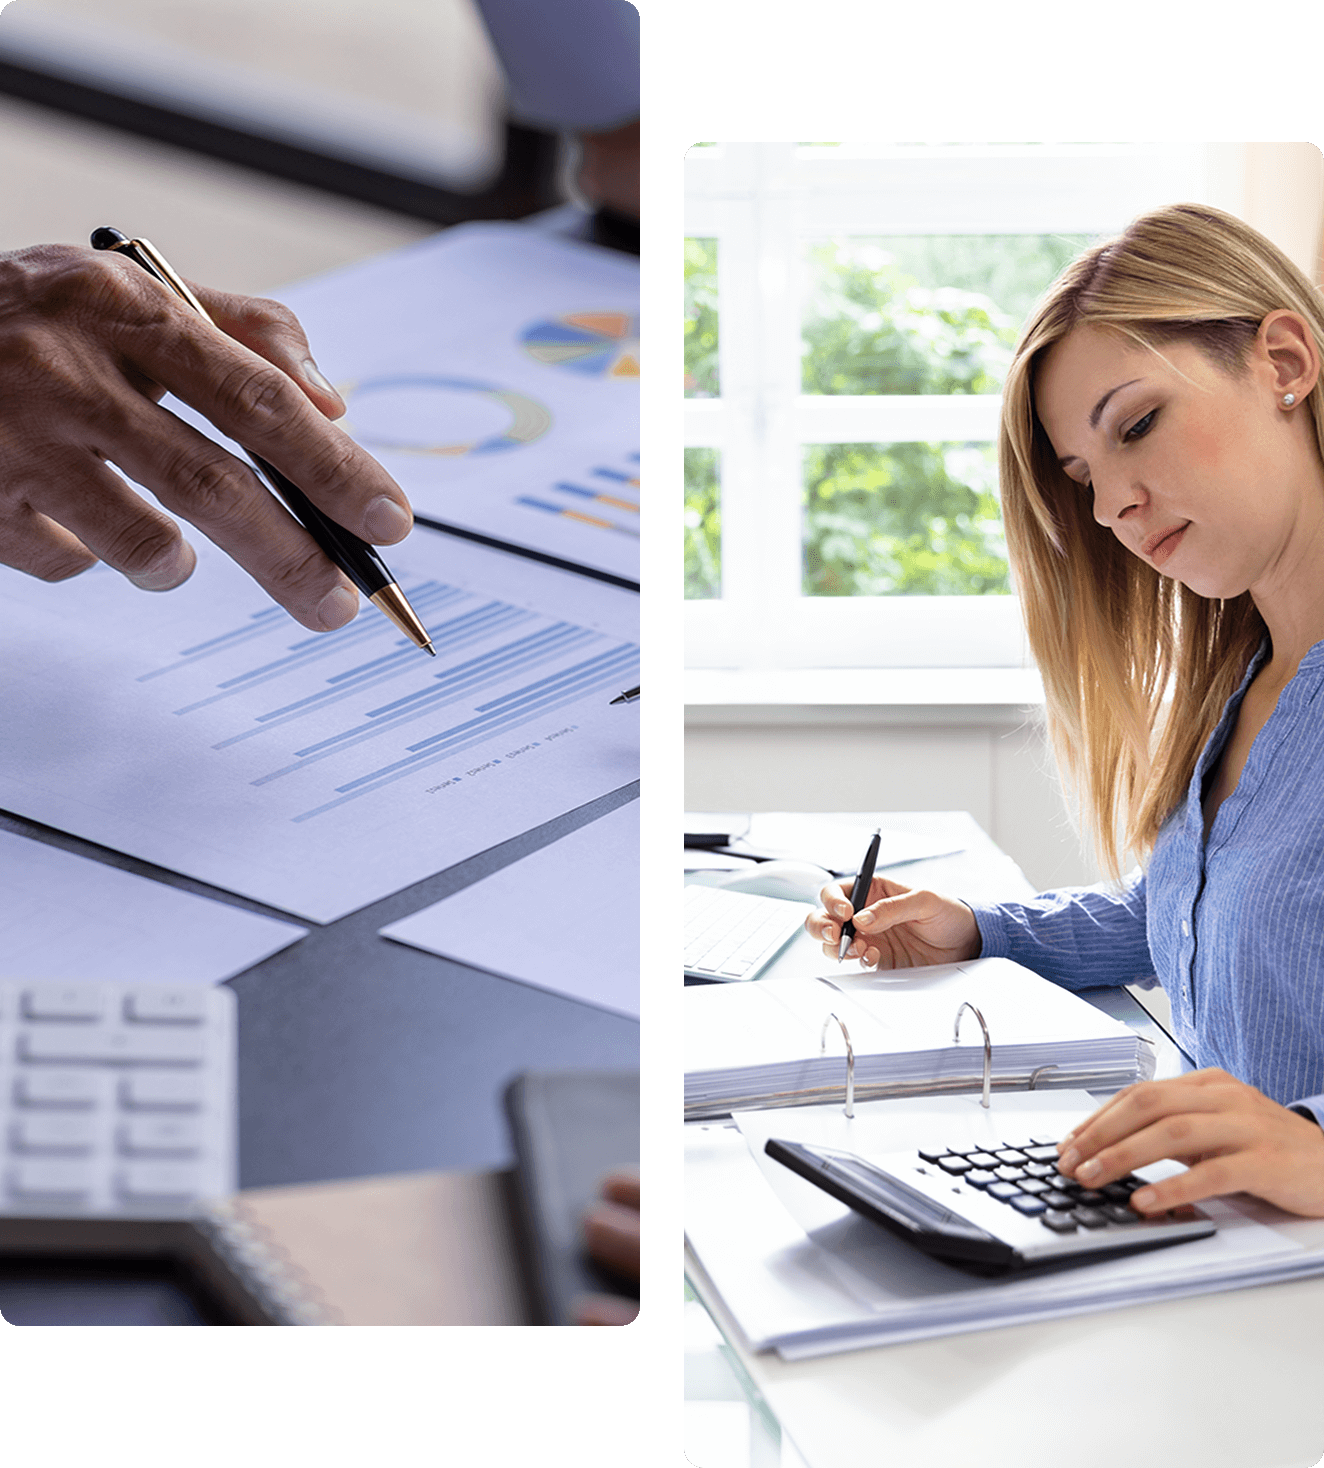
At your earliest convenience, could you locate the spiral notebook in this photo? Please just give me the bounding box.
[684,956,1155,1120]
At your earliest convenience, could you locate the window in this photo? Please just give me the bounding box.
[683,141,1217,670]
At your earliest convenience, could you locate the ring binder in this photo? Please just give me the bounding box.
[819,1013,855,1118]
[953,1001,992,1108]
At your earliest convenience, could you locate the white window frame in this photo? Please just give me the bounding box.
[684,141,1232,671]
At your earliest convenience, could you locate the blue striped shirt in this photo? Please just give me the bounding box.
[971,638,1324,1126]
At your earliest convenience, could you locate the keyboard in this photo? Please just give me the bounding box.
[684,885,813,981]
[766,1134,1216,1273]
[0,980,236,1218]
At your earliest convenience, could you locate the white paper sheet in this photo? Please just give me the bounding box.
[736,814,964,874]
[0,527,638,922]
[264,224,639,581]
[381,798,638,1017]
[0,829,303,983]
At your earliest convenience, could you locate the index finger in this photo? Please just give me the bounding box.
[111,273,413,546]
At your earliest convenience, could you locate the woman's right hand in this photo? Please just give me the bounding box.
[805,875,983,969]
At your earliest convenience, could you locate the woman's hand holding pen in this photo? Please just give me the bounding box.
[806,876,982,969]
[0,243,414,631]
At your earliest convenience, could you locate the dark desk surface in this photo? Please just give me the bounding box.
[0,779,639,1192]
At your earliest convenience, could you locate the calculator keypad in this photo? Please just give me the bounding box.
[921,1137,1147,1235]
[0,981,235,1216]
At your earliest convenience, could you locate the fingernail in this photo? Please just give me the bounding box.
[302,358,343,406]
[130,538,195,591]
[1059,1147,1079,1172]
[1077,1157,1101,1180]
[855,911,872,928]
[1132,1187,1155,1209]
[317,585,359,630]
[823,927,835,943]
[363,495,412,544]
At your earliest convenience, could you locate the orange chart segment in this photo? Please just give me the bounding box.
[521,313,640,379]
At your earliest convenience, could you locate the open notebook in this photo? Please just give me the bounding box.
[684,957,1155,1119]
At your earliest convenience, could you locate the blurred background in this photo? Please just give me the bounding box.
[684,141,1324,893]
[0,0,569,292]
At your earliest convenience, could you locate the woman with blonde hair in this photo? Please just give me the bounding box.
[806,202,1324,1218]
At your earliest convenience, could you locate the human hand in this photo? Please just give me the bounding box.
[804,875,982,969]
[0,243,414,631]
[1056,1070,1324,1218]
[573,1167,639,1325]
[575,118,640,219]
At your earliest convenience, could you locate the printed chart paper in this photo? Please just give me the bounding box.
[0,528,638,922]
[268,223,639,581]
[0,830,304,984]
[381,798,638,1018]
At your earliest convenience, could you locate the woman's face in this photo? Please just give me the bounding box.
[1035,321,1319,604]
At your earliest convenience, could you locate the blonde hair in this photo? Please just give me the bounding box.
[999,203,1324,879]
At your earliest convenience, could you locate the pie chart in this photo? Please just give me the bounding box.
[337,374,552,457]
[521,312,640,379]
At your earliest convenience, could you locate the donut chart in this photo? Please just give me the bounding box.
[337,374,552,457]
[521,312,640,379]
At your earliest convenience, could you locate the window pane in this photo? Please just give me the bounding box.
[800,235,1091,599]
[802,442,1009,597]
[685,237,720,398]
[685,447,722,599]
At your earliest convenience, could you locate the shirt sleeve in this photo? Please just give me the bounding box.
[966,872,1157,992]
[472,0,640,131]
[1290,1097,1324,1128]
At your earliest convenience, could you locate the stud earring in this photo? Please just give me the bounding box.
[1283,393,1297,407]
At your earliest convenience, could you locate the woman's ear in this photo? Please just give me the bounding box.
[1260,310,1320,402]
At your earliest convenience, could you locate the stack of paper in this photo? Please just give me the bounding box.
[685,1092,1324,1358]
[684,958,1153,1119]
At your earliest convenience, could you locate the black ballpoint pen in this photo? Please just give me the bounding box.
[839,827,882,961]
[610,685,640,705]
[90,227,435,656]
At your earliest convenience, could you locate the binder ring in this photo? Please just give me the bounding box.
[953,1001,992,1109]
[1028,1064,1060,1091]
[820,1012,855,1119]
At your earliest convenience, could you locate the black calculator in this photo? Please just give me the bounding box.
[765,1135,1216,1274]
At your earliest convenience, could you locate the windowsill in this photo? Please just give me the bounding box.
[685,666,1045,722]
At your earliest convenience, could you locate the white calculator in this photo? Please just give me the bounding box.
[0,980,236,1220]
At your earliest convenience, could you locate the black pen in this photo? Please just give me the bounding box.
[610,685,640,705]
[839,828,882,961]
[90,228,435,656]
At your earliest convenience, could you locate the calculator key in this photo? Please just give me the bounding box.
[1075,1189,1105,1206]
[119,1118,202,1157]
[119,1074,204,1112]
[1102,1203,1141,1224]
[917,1146,950,1163]
[1042,1190,1076,1210]
[1041,1210,1078,1233]
[19,1028,205,1065]
[12,1115,96,1153]
[10,1160,94,1199]
[22,984,104,1021]
[936,1155,973,1175]
[1026,1161,1057,1178]
[988,1181,1022,1200]
[1017,1177,1050,1195]
[1009,1194,1047,1215]
[993,1149,1029,1165]
[964,1169,997,1189]
[1072,1207,1110,1229]
[14,1070,102,1109]
[966,1152,999,1170]
[124,989,207,1025]
[1023,1145,1061,1163]
[117,1162,202,1201]
[1103,1181,1139,1202]
[994,1165,1027,1182]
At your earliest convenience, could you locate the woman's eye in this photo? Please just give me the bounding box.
[1125,409,1157,441]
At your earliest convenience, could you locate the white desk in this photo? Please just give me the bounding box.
[685,812,1324,1468]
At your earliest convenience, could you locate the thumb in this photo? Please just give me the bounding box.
[190,281,346,420]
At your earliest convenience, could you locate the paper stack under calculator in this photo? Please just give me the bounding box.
[684,957,1154,1120]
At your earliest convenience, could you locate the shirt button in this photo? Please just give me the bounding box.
[1181,920,1190,937]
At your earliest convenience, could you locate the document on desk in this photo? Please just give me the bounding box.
[0,830,303,983]
[0,528,638,923]
[380,798,638,1018]
[685,958,1154,1119]
[263,223,639,582]
[687,1093,1324,1359]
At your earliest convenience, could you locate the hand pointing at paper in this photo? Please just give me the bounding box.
[0,243,414,632]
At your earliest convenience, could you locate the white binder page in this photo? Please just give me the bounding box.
[0,830,303,984]
[266,224,639,581]
[0,527,638,922]
[381,798,638,1018]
